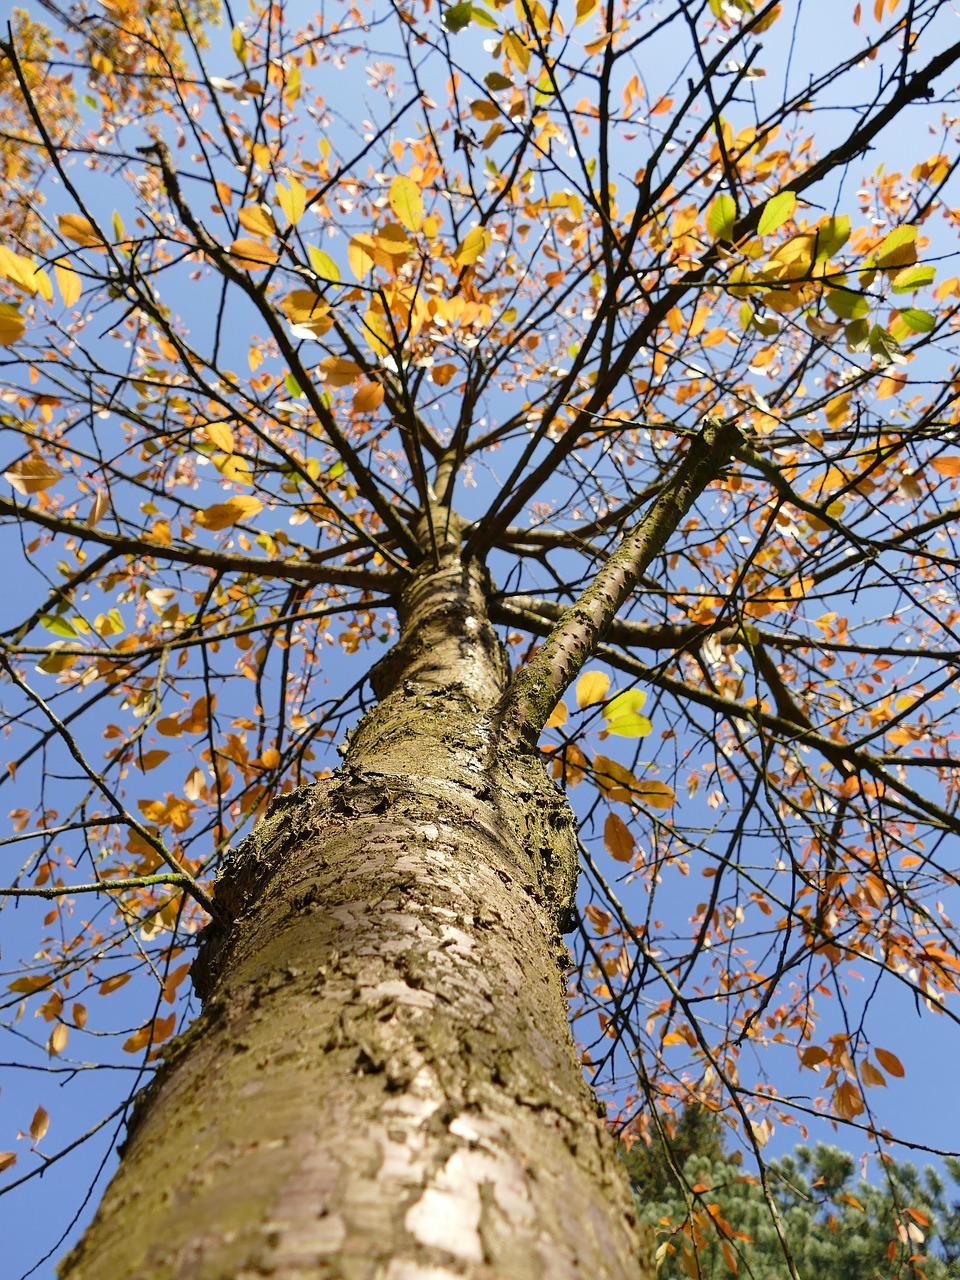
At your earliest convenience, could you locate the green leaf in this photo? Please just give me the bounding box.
[898,308,935,334]
[442,2,474,31]
[813,215,850,261]
[40,614,78,638]
[602,689,653,738]
[306,245,341,283]
[844,319,870,352]
[707,194,737,242]
[285,372,304,398]
[826,289,869,321]
[891,265,935,294]
[876,224,917,269]
[757,191,796,237]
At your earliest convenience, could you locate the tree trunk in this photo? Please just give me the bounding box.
[59,524,650,1280]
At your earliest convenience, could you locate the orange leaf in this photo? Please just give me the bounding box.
[603,812,635,863]
[98,973,131,995]
[228,238,279,269]
[875,1047,905,1077]
[931,457,960,477]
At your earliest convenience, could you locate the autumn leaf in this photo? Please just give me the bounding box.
[229,238,279,269]
[0,303,26,347]
[603,812,635,862]
[875,1047,905,1077]
[633,780,676,809]
[4,456,62,494]
[319,356,363,386]
[58,214,106,250]
[454,227,491,266]
[237,205,278,240]
[276,178,307,226]
[55,262,82,307]
[545,699,567,728]
[931,457,960,478]
[576,670,610,708]
[47,1023,68,1057]
[29,1105,49,1143]
[196,496,263,530]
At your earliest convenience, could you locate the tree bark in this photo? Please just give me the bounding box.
[59,520,651,1280]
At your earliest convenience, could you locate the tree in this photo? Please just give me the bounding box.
[625,1108,960,1278]
[2,0,960,1275]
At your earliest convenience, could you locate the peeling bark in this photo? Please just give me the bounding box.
[60,526,651,1280]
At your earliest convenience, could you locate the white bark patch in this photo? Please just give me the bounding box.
[360,979,435,1008]
[383,1262,464,1280]
[405,1147,535,1260]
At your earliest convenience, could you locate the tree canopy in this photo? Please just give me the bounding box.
[2,0,960,1271]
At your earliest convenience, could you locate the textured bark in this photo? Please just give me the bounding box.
[59,521,651,1280]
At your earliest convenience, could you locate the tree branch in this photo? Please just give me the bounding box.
[501,416,742,740]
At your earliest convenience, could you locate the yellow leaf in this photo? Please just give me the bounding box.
[875,1047,904,1077]
[545,699,567,728]
[601,689,653,737]
[231,24,247,63]
[229,238,278,269]
[932,456,960,477]
[47,1022,69,1057]
[261,748,281,768]
[307,245,340,282]
[576,670,610,708]
[0,303,26,347]
[454,226,490,266]
[0,245,40,294]
[237,205,277,240]
[825,392,851,430]
[205,421,235,453]
[575,0,598,22]
[280,289,331,338]
[55,262,82,307]
[389,175,424,232]
[58,214,106,250]
[603,812,635,862]
[276,177,307,226]
[4,456,61,494]
[196,496,263,530]
[0,1153,15,1172]
[215,454,254,485]
[319,356,363,386]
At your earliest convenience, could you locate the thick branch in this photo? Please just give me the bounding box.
[0,497,396,592]
[502,416,742,739]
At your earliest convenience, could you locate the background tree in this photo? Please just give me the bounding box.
[626,1108,960,1279]
[2,0,960,1275]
